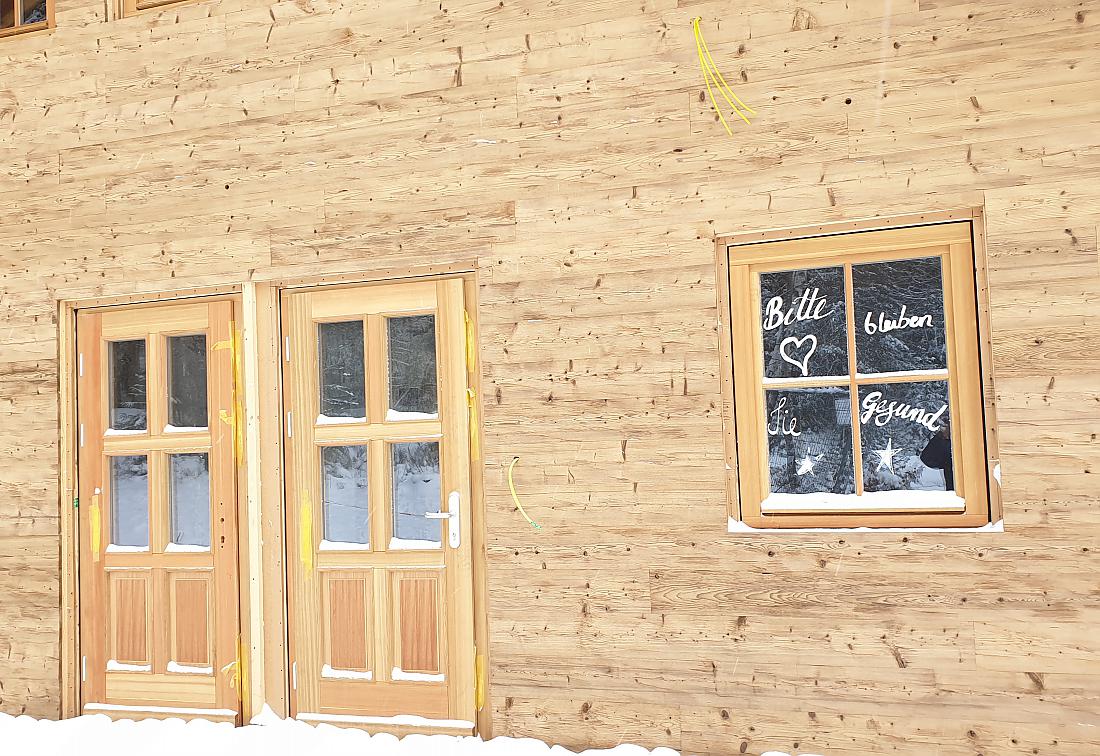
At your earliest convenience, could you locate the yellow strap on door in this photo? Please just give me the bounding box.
[214,324,245,463]
[466,388,480,462]
[474,652,487,711]
[300,491,314,573]
[90,493,102,562]
[464,311,477,371]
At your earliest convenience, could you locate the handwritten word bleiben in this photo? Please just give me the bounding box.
[863,305,933,335]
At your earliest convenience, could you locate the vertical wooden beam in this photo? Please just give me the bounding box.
[58,301,79,718]
[461,273,492,739]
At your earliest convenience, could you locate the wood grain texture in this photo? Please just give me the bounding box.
[0,0,1098,752]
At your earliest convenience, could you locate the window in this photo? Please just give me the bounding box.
[0,0,52,38]
[721,220,995,529]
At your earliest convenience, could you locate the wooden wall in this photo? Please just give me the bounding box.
[1,0,1099,753]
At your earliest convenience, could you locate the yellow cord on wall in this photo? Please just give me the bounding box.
[507,456,541,531]
[692,17,755,135]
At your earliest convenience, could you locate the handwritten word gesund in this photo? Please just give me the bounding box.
[861,391,947,432]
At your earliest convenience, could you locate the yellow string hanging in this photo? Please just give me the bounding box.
[507,456,541,531]
[692,17,755,135]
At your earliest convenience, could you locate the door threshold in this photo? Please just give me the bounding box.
[83,703,238,723]
[295,712,475,736]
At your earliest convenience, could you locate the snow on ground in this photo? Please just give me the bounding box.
[0,709,820,756]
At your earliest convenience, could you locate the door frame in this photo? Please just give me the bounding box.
[58,271,492,736]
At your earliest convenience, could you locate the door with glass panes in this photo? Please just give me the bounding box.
[281,279,475,727]
[76,300,241,718]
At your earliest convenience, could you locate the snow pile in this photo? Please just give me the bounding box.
[0,710,822,756]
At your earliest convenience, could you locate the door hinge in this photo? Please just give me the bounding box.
[81,655,86,682]
[284,336,290,362]
[291,661,298,690]
[78,353,84,378]
[286,411,292,438]
[79,424,84,448]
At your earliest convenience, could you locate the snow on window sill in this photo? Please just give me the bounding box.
[106,660,151,672]
[316,414,366,425]
[318,539,370,551]
[385,409,438,422]
[729,516,1004,534]
[761,489,965,513]
[106,544,149,553]
[163,425,208,433]
[388,537,441,551]
[167,661,212,675]
[165,542,209,553]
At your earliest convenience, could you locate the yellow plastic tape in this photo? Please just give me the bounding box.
[692,17,753,135]
[474,653,486,711]
[214,324,244,462]
[464,311,477,371]
[90,493,101,563]
[507,457,541,530]
[467,388,480,462]
[300,491,314,572]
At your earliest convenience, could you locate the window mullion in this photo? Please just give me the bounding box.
[843,261,864,497]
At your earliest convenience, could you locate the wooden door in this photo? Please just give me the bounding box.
[282,279,475,729]
[77,300,241,720]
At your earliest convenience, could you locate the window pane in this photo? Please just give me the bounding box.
[390,441,441,547]
[169,453,210,548]
[853,257,948,375]
[322,445,370,545]
[1,0,14,28]
[760,267,848,380]
[387,315,438,417]
[858,380,955,494]
[110,340,147,431]
[22,0,47,23]
[318,321,366,419]
[168,335,208,429]
[111,455,149,548]
[765,388,855,499]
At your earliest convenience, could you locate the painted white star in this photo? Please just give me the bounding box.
[874,438,902,472]
[796,454,818,476]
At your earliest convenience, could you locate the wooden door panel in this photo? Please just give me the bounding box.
[283,279,475,729]
[77,299,241,719]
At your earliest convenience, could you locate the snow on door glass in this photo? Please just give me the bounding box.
[858,381,959,505]
[390,441,442,549]
[760,266,848,380]
[853,256,948,375]
[386,315,438,420]
[168,452,211,548]
[322,445,370,546]
[766,388,855,497]
[110,455,149,548]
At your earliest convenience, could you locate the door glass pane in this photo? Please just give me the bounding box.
[110,340,147,431]
[169,453,210,548]
[111,455,149,548]
[0,0,14,29]
[318,321,366,420]
[322,445,370,546]
[390,441,441,548]
[765,387,855,502]
[168,335,208,429]
[858,380,956,497]
[387,315,438,418]
[853,257,948,375]
[760,267,849,380]
[22,0,47,23]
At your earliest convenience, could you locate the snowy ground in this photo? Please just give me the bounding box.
[0,710,820,756]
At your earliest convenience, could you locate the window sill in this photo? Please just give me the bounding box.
[728,516,1004,534]
[0,20,51,39]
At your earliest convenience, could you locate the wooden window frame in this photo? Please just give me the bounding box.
[0,0,54,39]
[716,209,1003,530]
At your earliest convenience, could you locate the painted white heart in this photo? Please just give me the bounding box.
[779,334,817,376]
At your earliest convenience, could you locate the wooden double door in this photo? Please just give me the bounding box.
[75,279,476,728]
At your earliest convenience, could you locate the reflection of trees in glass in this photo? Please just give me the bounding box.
[322,445,369,543]
[318,321,366,418]
[110,340,147,430]
[859,381,952,493]
[760,267,848,379]
[111,455,149,547]
[766,388,855,495]
[853,257,947,374]
[391,441,441,542]
[168,335,208,428]
[169,453,210,546]
[388,315,438,414]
